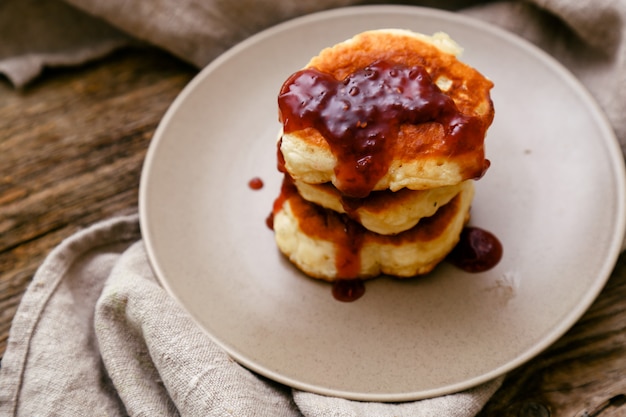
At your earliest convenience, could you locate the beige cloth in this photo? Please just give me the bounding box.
[0,215,503,416]
[1,0,626,416]
[0,0,133,88]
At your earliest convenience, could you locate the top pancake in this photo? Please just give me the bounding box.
[278,29,494,196]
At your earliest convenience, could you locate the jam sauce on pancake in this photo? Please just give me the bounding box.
[268,30,501,296]
[279,60,489,198]
[271,175,462,279]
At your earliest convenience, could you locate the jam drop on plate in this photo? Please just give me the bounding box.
[448,226,503,272]
[332,279,366,302]
[248,177,264,190]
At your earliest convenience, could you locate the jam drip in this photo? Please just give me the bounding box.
[448,226,502,272]
[278,60,484,198]
[270,176,366,279]
[248,177,264,190]
[332,279,365,302]
[266,174,294,230]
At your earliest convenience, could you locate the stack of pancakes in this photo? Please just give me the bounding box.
[270,29,494,282]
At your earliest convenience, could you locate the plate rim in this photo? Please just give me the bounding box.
[139,4,626,401]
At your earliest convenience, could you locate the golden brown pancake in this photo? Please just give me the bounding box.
[293,178,467,235]
[272,179,474,281]
[278,29,494,196]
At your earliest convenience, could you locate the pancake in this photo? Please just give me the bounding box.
[272,179,474,281]
[277,29,494,197]
[293,178,467,235]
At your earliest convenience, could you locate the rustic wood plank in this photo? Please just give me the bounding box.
[0,47,196,357]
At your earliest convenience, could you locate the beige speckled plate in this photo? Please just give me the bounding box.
[139,5,626,402]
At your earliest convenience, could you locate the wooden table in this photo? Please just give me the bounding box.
[1,47,625,416]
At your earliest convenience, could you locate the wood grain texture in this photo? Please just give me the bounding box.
[0,47,195,357]
[1,46,625,416]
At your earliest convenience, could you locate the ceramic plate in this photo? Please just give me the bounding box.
[139,5,626,401]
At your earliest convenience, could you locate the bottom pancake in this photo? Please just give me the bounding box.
[272,180,474,281]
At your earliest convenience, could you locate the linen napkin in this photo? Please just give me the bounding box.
[0,0,134,88]
[0,215,503,416]
[1,0,626,416]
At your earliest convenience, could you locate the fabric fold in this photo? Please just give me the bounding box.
[464,0,626,151]
[94,240,300,417]
[0,215,503,416]
[0,0,134,88]
[0,216,139,416]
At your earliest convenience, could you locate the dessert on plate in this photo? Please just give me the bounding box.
[269,29,495,282]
